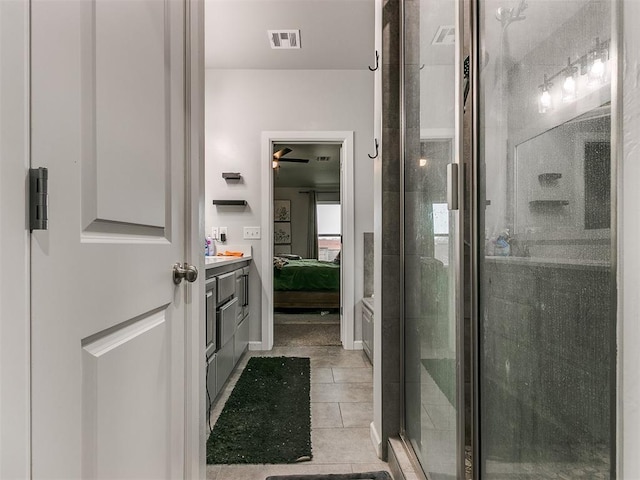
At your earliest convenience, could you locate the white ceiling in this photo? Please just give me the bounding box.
[205,0,375,70]
[273,143,341,188]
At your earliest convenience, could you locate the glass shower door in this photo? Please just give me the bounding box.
[403,0,462,477]
[476,0,616,478]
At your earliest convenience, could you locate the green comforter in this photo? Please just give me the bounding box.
[274,259,340,291]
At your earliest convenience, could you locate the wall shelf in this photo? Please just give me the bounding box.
[212,200,248,206]
[529,200,569,208]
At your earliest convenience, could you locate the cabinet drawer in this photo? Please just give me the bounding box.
[205,290,215,348]
[217,271,236,303]
[216,339,234,394]
[234,316,249,364]
[218,296,238,348]
[206,353,218,409]
[362,305,373,365]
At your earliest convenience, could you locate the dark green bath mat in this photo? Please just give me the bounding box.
[266,472,392,480]
[207,356,311,464]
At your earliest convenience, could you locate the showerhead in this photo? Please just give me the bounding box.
[513,0,528,18]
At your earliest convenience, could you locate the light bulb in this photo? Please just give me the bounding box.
[419,158,427,167]
[562,75,576,102]
[589,58,605,84]
[538,90,552,113]
[272,160,279,169]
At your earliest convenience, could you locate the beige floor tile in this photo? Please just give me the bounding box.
[311,382,373,403]
[266,463,353,476]
[206,464,221,480]
[216,464,271,480]
[350,462,392,473]
[332,367,373,383]
[312,354,369,369]
[208,346,381,476]
[311,428,381,464]
[340,402,373,428]
[312,402,343,428]
[311,367,334,384]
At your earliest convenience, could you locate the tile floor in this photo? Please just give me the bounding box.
[206,346,390,480]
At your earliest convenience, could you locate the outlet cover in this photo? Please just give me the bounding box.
[243,227,261,239]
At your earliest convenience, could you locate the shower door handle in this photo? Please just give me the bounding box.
[447,163,459,211]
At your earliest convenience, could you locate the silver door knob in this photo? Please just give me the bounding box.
[173,262,199,285]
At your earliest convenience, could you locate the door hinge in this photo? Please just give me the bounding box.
[29,167,49,231]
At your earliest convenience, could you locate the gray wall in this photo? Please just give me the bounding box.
[205,69,374,345]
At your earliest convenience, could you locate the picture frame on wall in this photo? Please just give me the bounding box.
[274,222,291,244]
[274,200,291,221]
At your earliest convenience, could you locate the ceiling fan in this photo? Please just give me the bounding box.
[272,147,310,169]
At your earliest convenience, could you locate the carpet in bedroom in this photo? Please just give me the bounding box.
[274,311,341,346]
[274,323,341,346]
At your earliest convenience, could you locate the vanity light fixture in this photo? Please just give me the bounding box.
[588,37,606,85]
[562,57,578,102]
[538,74,553,113]
[536,37,609,113]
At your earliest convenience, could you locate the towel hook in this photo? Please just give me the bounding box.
[368,138,379,159]
[368,50,379,72]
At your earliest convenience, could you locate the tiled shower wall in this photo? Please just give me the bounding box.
[380,0,402,458]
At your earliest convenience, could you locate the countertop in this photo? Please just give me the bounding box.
[485,255,610,271]
[205,244,252,270]
[205,255,252,269]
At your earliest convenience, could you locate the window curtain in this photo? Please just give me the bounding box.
[307,190,318,259]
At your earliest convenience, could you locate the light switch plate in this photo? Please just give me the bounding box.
[243,226,261,239]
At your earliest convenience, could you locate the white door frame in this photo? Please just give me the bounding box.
[260,131,356,350]
[0,1,204,477]
[185,0,206,477]
[0,0,31,477]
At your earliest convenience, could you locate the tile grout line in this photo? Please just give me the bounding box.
[337,401,345,428]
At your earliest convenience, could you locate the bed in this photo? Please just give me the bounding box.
[273,258,340,309]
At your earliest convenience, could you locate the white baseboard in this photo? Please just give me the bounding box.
[353,340,364,350]
[370,421,383,459]
[248,341,264,351]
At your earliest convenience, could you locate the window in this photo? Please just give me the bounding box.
[317,204,341,261]
[432,202,449,265]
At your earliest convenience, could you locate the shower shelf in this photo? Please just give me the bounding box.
[529,200,569,208]
[538,173,562,185]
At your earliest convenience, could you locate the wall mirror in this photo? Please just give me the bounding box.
[513,104,611,259]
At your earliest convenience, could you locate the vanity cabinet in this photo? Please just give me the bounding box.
[483,257,612,457]
[362,298,374,364]
[205,259,251,415]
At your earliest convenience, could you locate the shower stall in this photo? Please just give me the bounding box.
[400,0,617,478]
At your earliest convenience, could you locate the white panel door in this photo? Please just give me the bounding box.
[30,1,192,478]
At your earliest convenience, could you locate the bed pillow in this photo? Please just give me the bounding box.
[277,253,302,260]
[273,257,289,270]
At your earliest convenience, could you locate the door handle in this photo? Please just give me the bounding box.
[173,263,199,285]
[447,163,459,211]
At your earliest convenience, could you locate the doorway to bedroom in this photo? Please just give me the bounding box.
[272,142,343,347]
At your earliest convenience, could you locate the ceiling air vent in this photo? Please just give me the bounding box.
[432,25,455,45]
[268,30,301,49]
[316,156,331,162]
